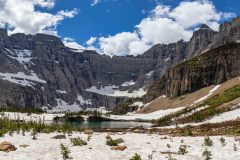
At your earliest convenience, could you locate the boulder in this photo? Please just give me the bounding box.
[51,134,66,139]
[0,141,17,152]
[111,146,127,151]
[115,138,124,144]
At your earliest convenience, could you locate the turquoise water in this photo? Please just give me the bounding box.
[54,121,152,129]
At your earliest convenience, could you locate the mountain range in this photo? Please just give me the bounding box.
[0,17,240,112]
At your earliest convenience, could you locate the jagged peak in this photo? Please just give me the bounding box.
[200,24,211,29]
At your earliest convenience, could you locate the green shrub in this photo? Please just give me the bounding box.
[60,143,72,159]
[220,137,226,146]
[106,138,118,146]
[0,106,44,114]
[167,144,171,148]
[130,153,141,160]
[204,136,213,147]
[202,148,212,160]
[178,145,188,155]
[0,130,5,137]
[71,137,87,146]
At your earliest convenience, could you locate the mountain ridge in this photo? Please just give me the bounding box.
[0,17,239,112]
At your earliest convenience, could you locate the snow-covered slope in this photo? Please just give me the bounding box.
[0,132,239,160]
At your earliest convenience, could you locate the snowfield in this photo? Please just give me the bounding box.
[85,85,147,98]
[110,107,185,121]
[0,132,239,160]
[0,72,46,87]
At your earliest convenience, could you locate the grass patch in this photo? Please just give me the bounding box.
[106,135,118,146]
[0,107,44,114]
[0,117,83,136]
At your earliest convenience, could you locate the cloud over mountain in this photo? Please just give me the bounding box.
[0,0,78,35]
[87,0,235,56]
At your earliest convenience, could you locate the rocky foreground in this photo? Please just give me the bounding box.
[0,131,239,160]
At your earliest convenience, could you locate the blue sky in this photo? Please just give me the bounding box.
[0,0,239,56]
[53,0,172,44]
[50,0,240,45]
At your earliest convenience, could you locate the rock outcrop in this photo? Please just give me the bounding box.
[146,42,240,101]
[0,141,17,152]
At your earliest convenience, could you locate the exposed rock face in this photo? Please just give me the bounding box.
[145,17,240,102]
[0,31,157,110]
[146,43,240,101]
[186,24,217,58]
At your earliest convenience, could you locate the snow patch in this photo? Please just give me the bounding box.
[86,85,146,98]
[77,95,92,105]
[129,101,144,107]
[204,103,240,123]
[194,85,221,103]
[6,49,32,65]
[50,99,82,113]
[0,72,46,87]
[146,70,154,77]
[56,90,67,94]
[85,107,110,114]
[111,107,184,121]
[164,57,170,62]
[121,80,135,87]
[48,96,92,113]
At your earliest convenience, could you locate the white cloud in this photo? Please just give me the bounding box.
[63,37,86,52]
[169,0,221,30]
[91,0,101,6]
[0,0,78,35]
[33,0,55,8]
[137,17,192,45]
[91,0,235,56]
[128,41,151,56]
[99,32,140,56]
[86,37,97,46]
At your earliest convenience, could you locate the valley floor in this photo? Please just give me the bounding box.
[0,132,239,160]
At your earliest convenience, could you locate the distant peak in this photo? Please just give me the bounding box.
[200,24,211,29]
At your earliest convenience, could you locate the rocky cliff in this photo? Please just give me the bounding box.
[145,17,240,102]
[146,42,240,101]
[0,29,158,111]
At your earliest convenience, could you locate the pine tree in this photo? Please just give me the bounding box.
[202,148,212,160]
[130,153,141,160]
[60,143,71,160]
